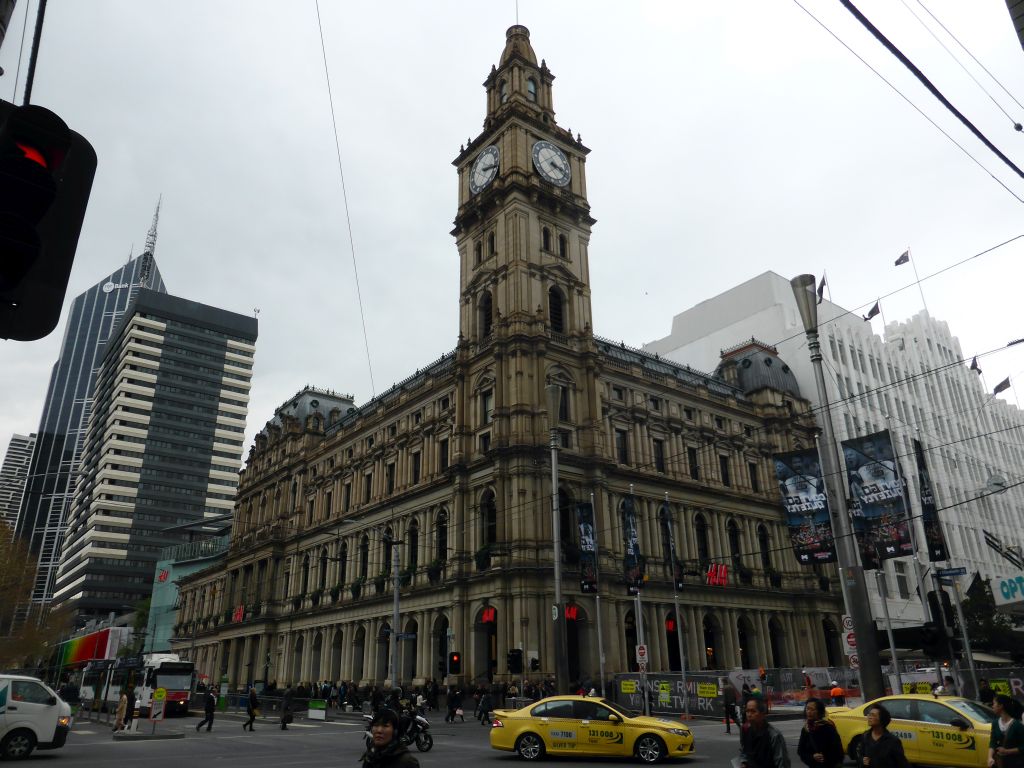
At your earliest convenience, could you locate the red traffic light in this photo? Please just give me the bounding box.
[665,618,676,632]
[16,142,48,168]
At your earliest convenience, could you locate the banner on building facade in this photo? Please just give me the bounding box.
[577,502,599,593]
[841,429,912,568]
[914,438,948,562]
[772,448,836,564]
[658,502,686,590]
[621,495,645,595]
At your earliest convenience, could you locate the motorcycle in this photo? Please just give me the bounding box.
[362,710,433,752]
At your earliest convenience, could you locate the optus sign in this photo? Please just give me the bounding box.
[993,573,1024,608]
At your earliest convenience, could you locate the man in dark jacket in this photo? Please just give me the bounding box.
[361,708,420,768]
[281,684,294,730]
[740,698,791,768]
[195,689,217,732]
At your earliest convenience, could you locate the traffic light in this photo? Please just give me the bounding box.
[448,651,461,674]
[507,648,523,674]
[0,100,96,341]
[920,621,946,660]
[530,657,540,672]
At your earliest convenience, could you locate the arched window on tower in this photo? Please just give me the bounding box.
[480,291,493,337]
[549,286,564,333]
[382,527,394,576]
[500,80,509,103]
[757,524,771,571]
[527,78,537,102]
[695,514,710,568]
[558,234,567,259]
[474,241,482,266]
[542,227,551,251]
[728,520,742,569]
[436,509,448,562]
[481,490,497,547]
[359,534,369,580]
[408,519,419,573]
[338,540,348,584]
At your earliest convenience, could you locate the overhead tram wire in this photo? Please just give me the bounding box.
[11,0,31,101]
[914,0,1024,116]
[898,0,1023,130]
[315,1,376,397]
[837,0,1024,180]
[790,0,1024,204]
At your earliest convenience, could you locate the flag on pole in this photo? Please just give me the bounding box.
[816,275,826,305]
[970,357,981,374]
[994,377,1011,395]
[863,301,880,321]
[895,250,910,266]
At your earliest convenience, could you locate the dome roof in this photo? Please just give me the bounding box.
[500,25,538,66]
[716,341,803,399]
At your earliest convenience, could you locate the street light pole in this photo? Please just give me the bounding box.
[791,274,885,701]
[390,536,401,692]
[546,383,569,696]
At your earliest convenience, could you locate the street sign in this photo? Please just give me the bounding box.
[937,567,967,577]
[636,644,648,665]
[849,654,860,670]
[638,660,647,674]
[551,604,558,622]
[149,698,166,721]
[842,615,854,632]
[153,687,167,701]
[843,631,857,656]
[396,633,417,640]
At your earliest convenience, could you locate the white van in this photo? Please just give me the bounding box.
[0,675,73,759]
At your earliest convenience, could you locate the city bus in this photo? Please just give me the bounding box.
[80,653,194,717]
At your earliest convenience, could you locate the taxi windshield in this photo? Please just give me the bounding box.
[946,699,994,723]
[600,699,635,717]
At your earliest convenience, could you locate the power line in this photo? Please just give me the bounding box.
[314,1,377,397]
[790,0,1024,203]
[898,0,1022,129]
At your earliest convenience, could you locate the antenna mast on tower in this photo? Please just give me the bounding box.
[139,195,161,288]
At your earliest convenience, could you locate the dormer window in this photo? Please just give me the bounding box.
[500,80,509,103]
[527,78,537,102]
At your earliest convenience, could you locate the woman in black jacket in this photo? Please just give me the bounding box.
[243,686,259,731]
[857,704,909,768]
[797,698,844,768]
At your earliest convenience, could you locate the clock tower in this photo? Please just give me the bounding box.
[452,25,600,457]
[453,25,596,346]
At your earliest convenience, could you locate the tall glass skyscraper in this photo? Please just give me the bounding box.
[16,252,166,613]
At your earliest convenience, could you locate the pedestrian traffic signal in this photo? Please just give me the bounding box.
[530,657,540,672]
[0,99,96,341]
[448,651,461,674]
[507,648,523,674]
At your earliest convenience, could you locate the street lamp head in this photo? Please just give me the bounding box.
[790,274,819,334]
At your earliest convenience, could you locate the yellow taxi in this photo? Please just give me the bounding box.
[829,694,994,767]
[489,695,695,763]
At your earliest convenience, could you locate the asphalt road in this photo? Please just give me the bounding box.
[32,710,817,767]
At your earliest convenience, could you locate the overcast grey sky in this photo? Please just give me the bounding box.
[1,0,1023,459]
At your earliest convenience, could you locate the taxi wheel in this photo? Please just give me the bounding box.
[635,734,666,764]
[847,735,862,763]
[515,732,546,761]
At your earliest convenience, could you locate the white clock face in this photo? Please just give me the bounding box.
[469,146,500,194]
[532,140,571,187]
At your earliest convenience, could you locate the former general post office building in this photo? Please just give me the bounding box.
[172,26,844,689]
